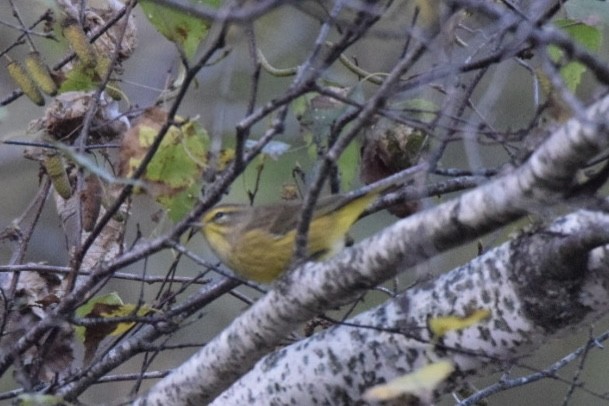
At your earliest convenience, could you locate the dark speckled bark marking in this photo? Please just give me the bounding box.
[327,349,343,374]
[373,306,388,324]
[481,288,491,304]
[478,325,491,341]
[510,230,592,334]
[262,348,287,371]
[502,294,515,312]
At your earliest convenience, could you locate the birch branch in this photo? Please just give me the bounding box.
[214,210,609,404]
[136,96,609,405]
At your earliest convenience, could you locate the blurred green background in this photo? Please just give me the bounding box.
[1,1,609,404]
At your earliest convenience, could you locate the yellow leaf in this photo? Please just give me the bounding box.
[16,393,69,406]
[75,292,157,364]
[363,360,455,401]
[428,308,491,339]
[98,302,154,336]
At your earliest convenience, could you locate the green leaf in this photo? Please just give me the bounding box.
[556,20,602,51]
[295,85,367,189]
[396,98,438,123]
[296,85,359,154]
[559,61,587,92]
[548,19,602,91]
[158,181,200,222]
[58,63,98,93]
[121,110,210,221]
[338,138,359,190]
[143,121,208,189]
[292,92,316,120]
[139,0,220,59]
[297,90,346,146]
[74,292,124,341]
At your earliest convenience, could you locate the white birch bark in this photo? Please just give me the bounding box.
[212,210,609,404]
[135,96,609,405]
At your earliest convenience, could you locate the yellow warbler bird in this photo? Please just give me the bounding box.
[201,190,379,283]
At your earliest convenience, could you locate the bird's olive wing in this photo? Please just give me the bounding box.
[265,201,303,237]
[266,194,348,237]
[239,201,301,238]
[245,194,353,238]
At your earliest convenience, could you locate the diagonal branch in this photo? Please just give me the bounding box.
[213,210,609,404]
[135,95,609,404]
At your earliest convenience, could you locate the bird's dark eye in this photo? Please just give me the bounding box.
[212,211,226,222]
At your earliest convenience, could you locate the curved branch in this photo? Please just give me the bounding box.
[136,92,609,405]
[214,210,609,404]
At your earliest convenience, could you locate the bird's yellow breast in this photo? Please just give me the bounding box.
[201,191,377,283]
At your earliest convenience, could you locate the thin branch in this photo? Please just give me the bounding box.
[136,89,609,406]
[457,330,609,405]
[0,264,212,285]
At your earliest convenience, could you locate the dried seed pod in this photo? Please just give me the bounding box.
[281,183,299,201]
[81,174,102,231]
[7,60,44,106]
[24,51,57,96]
[360,122,429,218]
[100,186,126,223]
[62,18,96,66]
[95,54,112,79]
[43,154,72,199]
[105,80,123,101]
